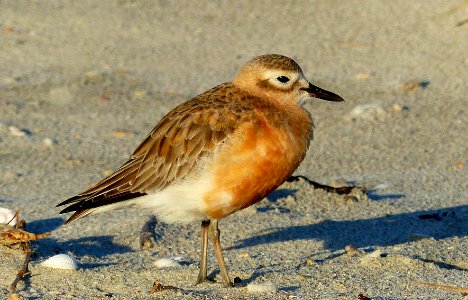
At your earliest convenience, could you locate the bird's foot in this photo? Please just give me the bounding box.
[139,216,157,249]
[195,276,215,285]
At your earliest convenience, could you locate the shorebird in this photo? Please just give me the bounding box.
[57,54,344,287]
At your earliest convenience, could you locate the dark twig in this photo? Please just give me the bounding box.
[1,211,48,298]
[149,280,178,294]
[287,175,367,195]
[8,243,32,298]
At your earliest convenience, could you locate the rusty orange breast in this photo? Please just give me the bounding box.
[203,107,312,219]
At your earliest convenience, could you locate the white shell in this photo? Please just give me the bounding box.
[247,281,278,293]
[0,207,17,226]
[154,257,181,269]
[40,254,78,270]
[367,249,383,258]
[373,183,390,190]
[345,103,386,121]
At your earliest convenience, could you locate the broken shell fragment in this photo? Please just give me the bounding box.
[246,281,278,293]
[40,254,78,270]
[0,207,17,226]
[154,257,181,269]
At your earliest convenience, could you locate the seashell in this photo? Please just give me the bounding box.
[171,256,188,262]
[40,254,78,270]
[246,281,278,293]
[355,72,370,79]
[42,137,56,147]
[8,125,31,137]
[154,257,181,269]
[367,249,384,258]
[348,104,386,119]
[373,183,389,190]
[0,207,17,226]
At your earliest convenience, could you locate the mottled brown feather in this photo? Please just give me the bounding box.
[57,54,326,225]
[57,83,255,222]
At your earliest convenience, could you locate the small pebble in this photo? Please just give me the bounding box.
[171,256,188,262]
[296,274,307,280]
[3,171,16,180]
[246,281,278,293]
[360,250,385,265]
[133,90,150,98]
[345,104,386,121]
[9,125,29,137]
[391,103,409,112]
[373,183,389,190]
[101,169,113,177]
[154,258,181,269]
[42,138,56,147]
[391,103,403,112]
[113,130,127,138]
[9,293,21,300]
[345,244,365,256]
[400,80,429,93]
[355,72,370,79]
[345,244,359,253]
[238,252,251,259]
[82,70,108,85]
[367,249,383,258]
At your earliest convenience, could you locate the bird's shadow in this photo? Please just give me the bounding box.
[257,189,298,213]
[232,205,468,252]
[262,187,405,215]
[25,217,133,269]
[27,217,63,233]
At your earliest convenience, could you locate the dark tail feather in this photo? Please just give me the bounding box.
[59,191,147,224]
[63,208,98,225]
[57,194,90,207]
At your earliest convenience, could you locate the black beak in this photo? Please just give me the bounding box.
[300,83,344,102]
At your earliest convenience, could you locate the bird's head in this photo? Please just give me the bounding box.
[233,54,344,105]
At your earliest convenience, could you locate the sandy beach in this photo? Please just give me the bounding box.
[1,1,467,299]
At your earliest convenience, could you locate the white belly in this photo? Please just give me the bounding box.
[130,175,232,224]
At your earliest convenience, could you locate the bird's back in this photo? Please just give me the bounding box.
[58,70,314,224]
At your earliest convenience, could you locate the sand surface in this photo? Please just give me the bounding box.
[1,1,467,299]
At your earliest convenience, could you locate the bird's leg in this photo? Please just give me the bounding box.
[196,220,210,284]
[208,219,233,287]
[139,215,156,249]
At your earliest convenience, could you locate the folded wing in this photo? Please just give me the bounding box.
[57,83,251,224]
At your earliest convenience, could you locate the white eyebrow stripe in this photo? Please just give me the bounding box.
[263,70,299,83]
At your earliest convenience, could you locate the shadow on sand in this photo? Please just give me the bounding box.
[25,217,133,265]
[232,204,468,251]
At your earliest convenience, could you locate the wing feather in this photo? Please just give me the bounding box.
[57,83,253,223]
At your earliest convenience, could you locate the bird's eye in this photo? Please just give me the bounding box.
[276,76,290,83]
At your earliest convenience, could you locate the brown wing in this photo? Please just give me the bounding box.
[57,83,252,223]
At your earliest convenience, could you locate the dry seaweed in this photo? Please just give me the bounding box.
[1,210,50,298]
